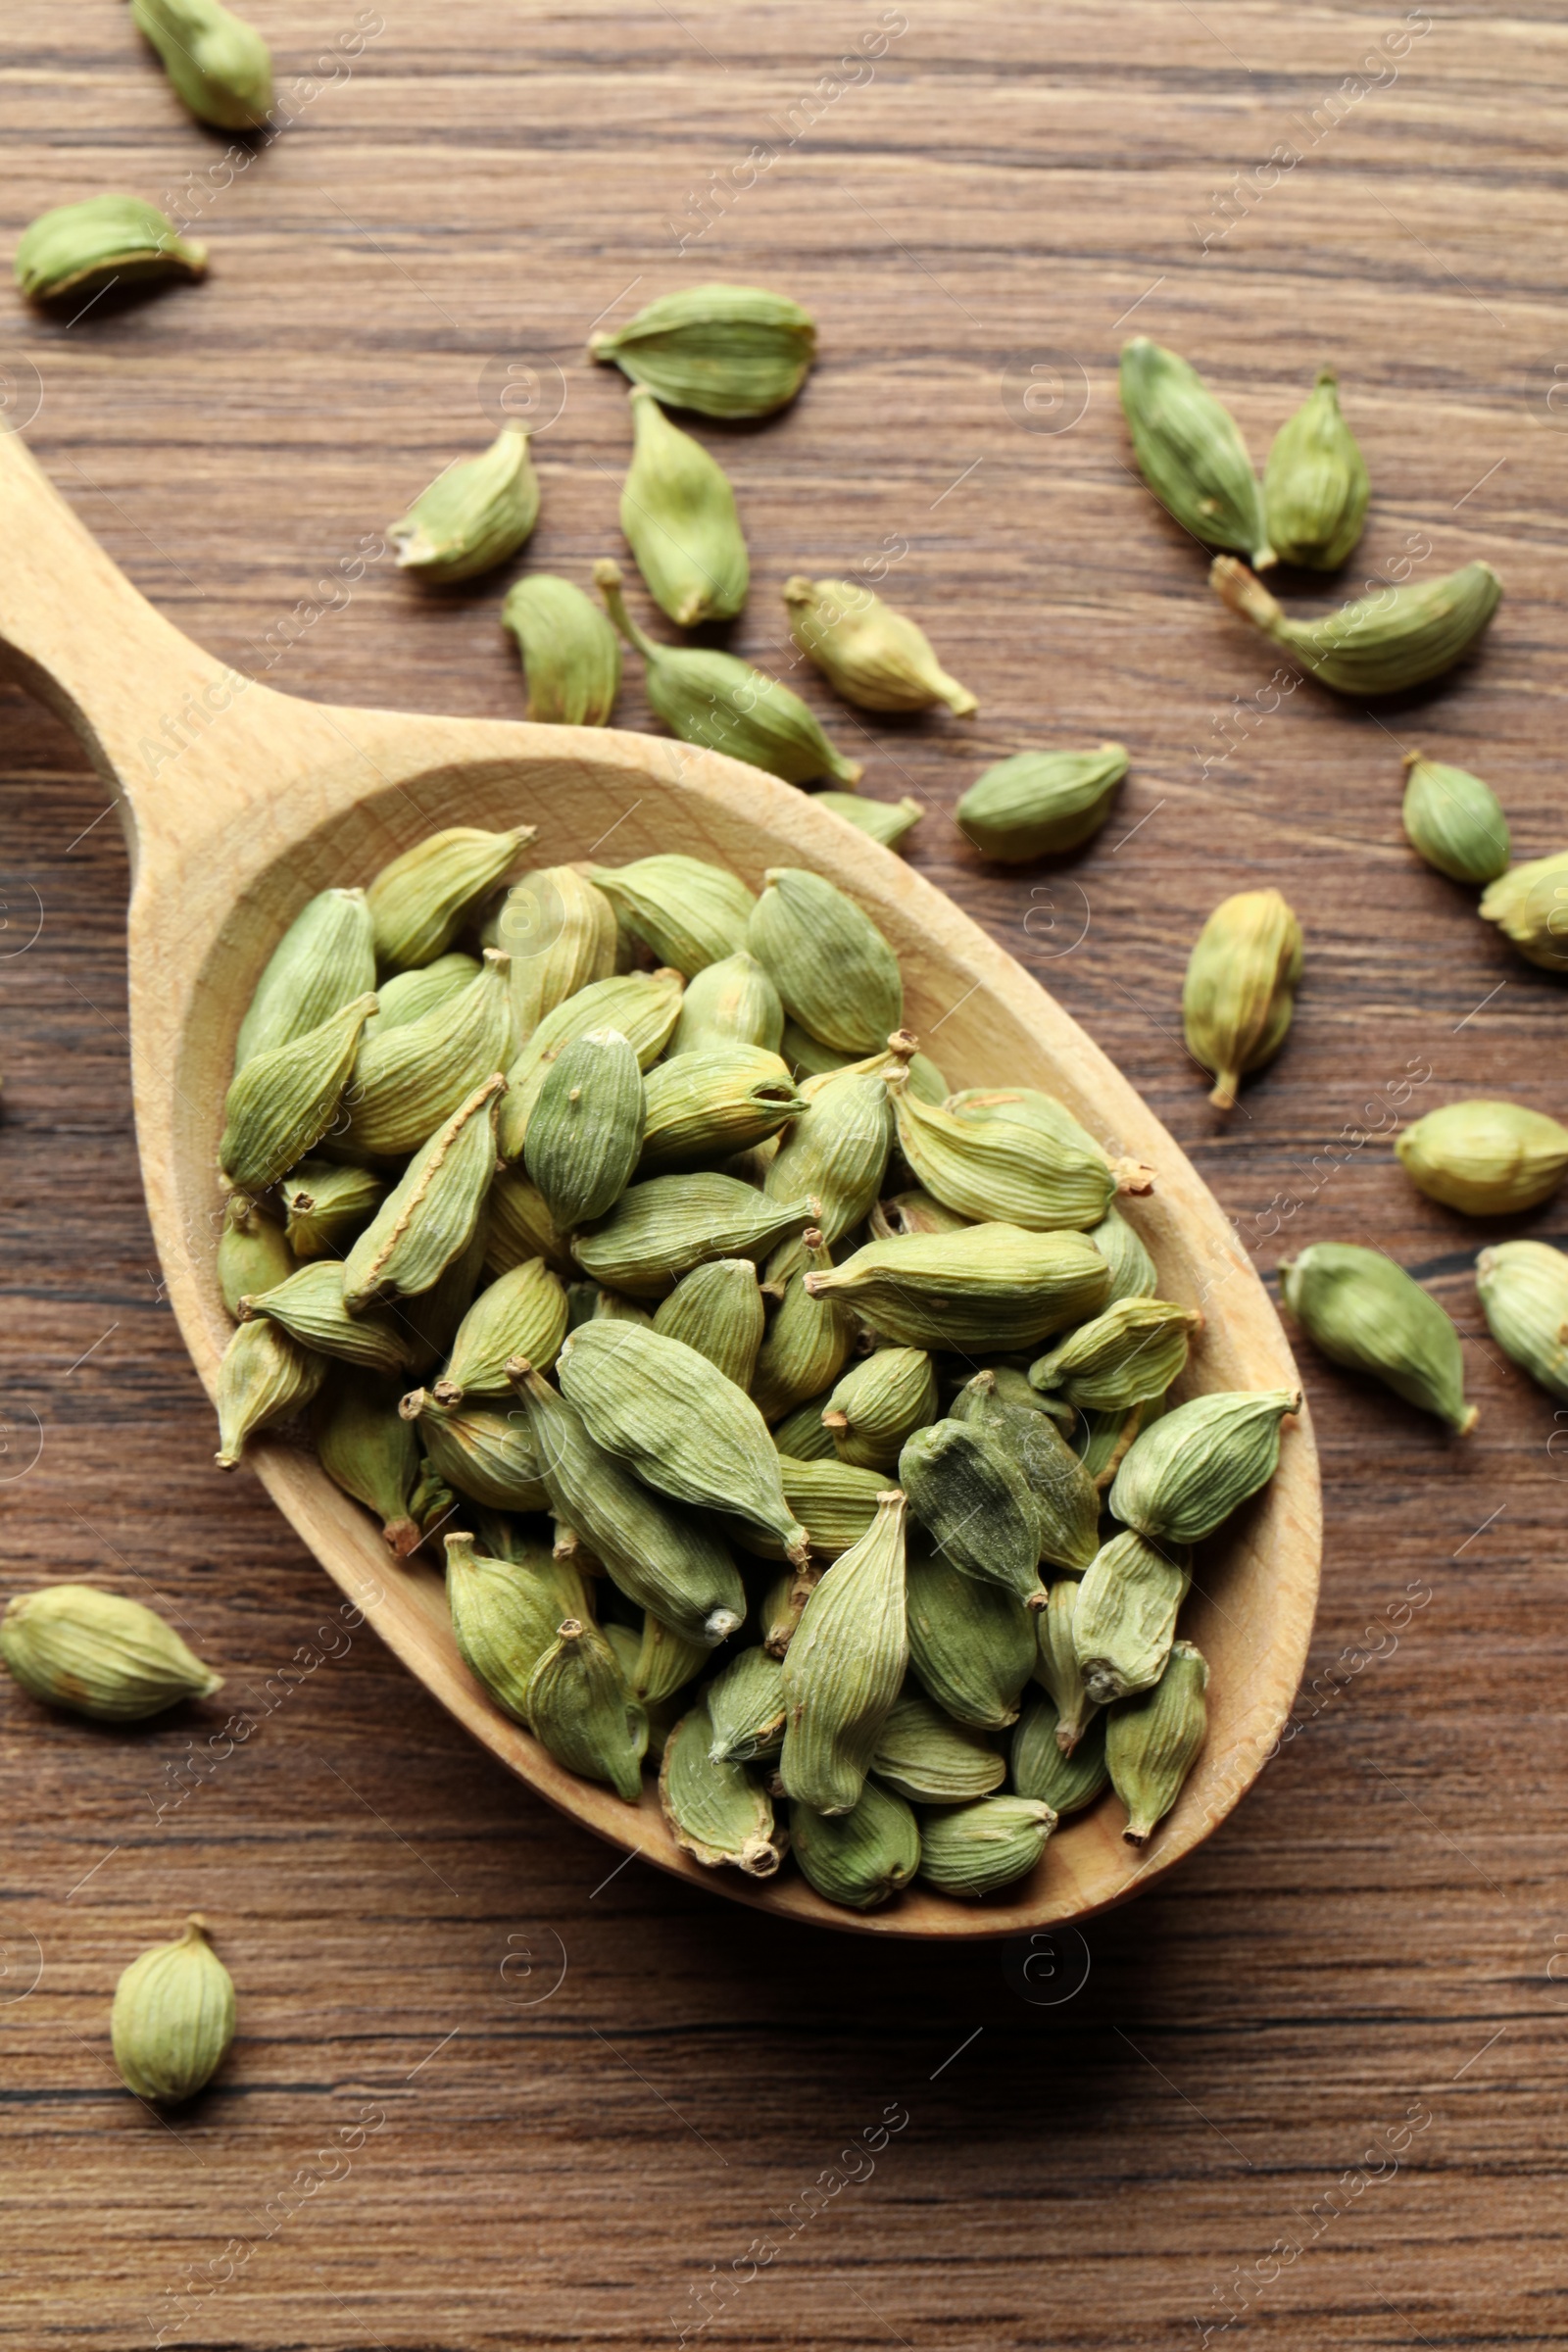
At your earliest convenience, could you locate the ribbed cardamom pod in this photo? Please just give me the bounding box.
[1072,1530,1191,1705]
[868,1189,972,1242]
[1399,751,1510,886]
[1,1585,221,1721]
[816,794,923,854]
[487,1166,573,1280]
[1280,1243,1474,1433]
[571,1172,813,1298]
[627,1609,710,1708]
[521,1026,645,1230]
[1011,1690,1109,1817]
[639,1046,804,1171]
[220,993,377,1194]
[591,1287,655,1329]
[15,195,207,305]
[822,1347,939,1471]
[751,1230,855,1423]
[725,1454,887,1563]
[240,1260,413,1375]
[502,574,621,725]
[1106,1638,1208,1846]
[652,1259,765,1390]
[1075,1401,1148,1490]
[313,1373,422,1554]
[1262,369,1369,569]
[890,1075,1151,1230]
[782,575,976,716]
[804,1224,1111,1352]
[132,0,272,127]
[779,1488,908,1816]
[790,1781,919,1911]
[949,1369,1101,1570]
[769,1389,838,1461]
[367,825,534,971]
[1396,1100,1568,1216]
[444,1530,576,1726]
[215,1318,326,1467]
[509,1359,745,1643]
[764,1054,900,1244]
[747,868,903,1055]
[1088,1206,1158,1304]
[1183,888,1302,1113]
[499,967,684,1160]
[871,1691,1005,1803]
[1211,556,1502,695]
[918,1796,1056,1899]
[1119,337,1272,566]
[341,1075,503,1310]
[1479,851,1568,973]
[898,1419,1045,1606]
[760,1559,823,1656]
[704,1646,787,1763]
[557,1321,809,1561]
[340,950,514,1159]
[666,951,784,1057]
[279,1162,383,1261]
[217,1194,295,1317]
[1109,1386,1300,1541]
[596,561,862,786]
[389,425,540,584]
[1030,1297,1200,1413]
[619,386,749,625]
[112,1917,235,2103]
[525,1616,648,1802]
[409,1462,458,1541]
[906,1540,1035,1731]
[589,854,757,976]
[396,1211,490,1379]
[1034,1577,1098,1756]
[956,744,1129,863]
[435,1258,569,1401]
[1476,1239,1568,1403]
[401,1388,552,1511]
[589,282,816,418]
[235,888,375,1069]
[660,1701,785,1874]
[367,952,482,1035]
[491,867,619,1045]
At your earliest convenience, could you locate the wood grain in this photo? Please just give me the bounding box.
[2,2,1564,2344]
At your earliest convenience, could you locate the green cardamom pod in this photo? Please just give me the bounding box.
[639,1046,803,1172]
[660,1701,785,1873]
[217,1193,295,1317]
[1010,1689,1108,1817]
[241,1259,413,1375]
[1088,1206,1157,1304]
[652,1258,764,1390]
[521,1026,645,1230]
[491,867,619,1044]
[16,195,207,305]
[589,854,757,975]
[410,1462,458,1541]
[571,1171,812,1298]
[956,743,1129,863]
[867,1188,972,1242]
[596,560,862,786]
[747,868,902,1055]
[620,387,749,625]
[949,1369,1100,1571]
[790,1781,919,1912]
[1119,336,1272,566]
[1109,1386,1300,1542]
[628,1609,710,1708]
[1396,1099,1568,1216]
[1183,888,1302,1113]
[1476,1239,1568,1403]
[769,1388,838,1461]
[314,1372,422,1554]
[890,1074,1150,1230]
[112,1916,235,2103]
[760,1559,823,1656]
[725,1454,887,1563]
[872,1690,1004,1803]
[589,282,816,418]
[805,1224,1111,1352]
[764,1055,899,1244]
[499,967,683,1160]
[1072,1530,1191,1704]
[1106,1638,1208,1846]
[783,575,975,715]
[368,824,534,971]
[235,887,375,1070]
[132,0,272,127]
[1,1585,221,1721]
[509,1359,745,1644]
[918,1796,1056,1899]
[502,575,621,725]
[704,1646,787,1763]
[366,952,482,1035]
[444,1530,578,1726]
[280,1161,384,1260]
[1034,1577,1098,1755]
[1211,555,1502,696]
[341,950,514,1159]
[813,793,923,853]
[1399,750,1510,886]
[342,1076,502,1312]
[666,951,784,1057]
[1479,851,1568,973]
[1030,1297,1200,1413]
[898,1419,1045,1606]
[822,1347,938,1472]
[215,1318,326,1467]
[1079,1396,1159,1491]
[220,992,377,1194]
[1280,1243,1474,1433]
[525,1615,648,1802]
[435,1257,569,1401]
[400,1387,551,1511]
[1262,369,1369,569]
[752,1230,856,1424]
[906,1539,1035,1732]
[591,1286,655,1329]
[780,1488,908,1816]
[396,1211,491,1380]
[776,1021,946,1104]
[389,425,540,584]
[487,1166,574,1279]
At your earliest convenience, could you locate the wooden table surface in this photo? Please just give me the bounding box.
[4,5,1566,2345]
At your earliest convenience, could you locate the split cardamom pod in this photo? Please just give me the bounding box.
[16,195,208,305]
[620,388,749,625]
[1109,1387,1300,1542]
[1396,1099,1568,1216]
[502,574,621,725]
[783,576,975,715]
[589,283,816,418]
[1262,369,1369,570]
[1281,1242,1475,1433]
[956,744,1129,863]
[1106,1638,1208,1846]
[132,0,272,129]
[1476,1239,1568,1404]
[1400,751,1510,886]
[389,425,540,584]
[112,1916,235,2103]
[1211,556,1502,695]
[1119,337,1272,567]
[779,1488,908,1816]
[1183,888,1302,1113]
[1,1585,222,1721]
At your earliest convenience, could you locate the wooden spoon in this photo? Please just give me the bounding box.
[0,430,1320,1938]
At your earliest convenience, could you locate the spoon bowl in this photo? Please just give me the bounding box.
[0,430,1320,1936]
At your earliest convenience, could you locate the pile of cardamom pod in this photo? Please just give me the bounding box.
[188,823,1301,1911]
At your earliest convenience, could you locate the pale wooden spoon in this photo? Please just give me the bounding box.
[0,430,1320,1938]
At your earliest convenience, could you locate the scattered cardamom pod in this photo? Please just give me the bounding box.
[899,1418,1045,1606]
[1034,1577,1097,1756]
[1087,1206,1158,1304]
[652,1258,764,1391]
[918,1795,1056,1899]
[367,952,482,1036]
[500,966,684,1158]
[628,1609,710,1708]
[1075,1400,1148,1491]
[1399,751,1510,886]
[367,824,533,973]
[525,1616,648,1802]
[1109,1386,1300,1542]
[489,866,618,1043]
[906,1540,1036,1731]
[748,868,903,1055]
[639,1045,804,1171]
[235,888,375,1070]
[619,387,749,625]
[769,1389,839,1462]
[660,1701,785,1873]
[487,1165,573,1280]
[401,1388,552,1512]
[340,950,514,1159]
[666,951,784,1058]
[112,1916,235,2103]
[1072,1530,1191,1704]
[871,1690,1004,1802]
[822,1347,939,1472]
[215,1318,326,1467]
[1262,369,1369,570]
[760,1559,823,1656]
[396,1212,491,1378]
[783,575,976,715]
[956,744,1129,862]
[502,574,621,725]
[764,1054,900,1242]
[790,1781,919,1912]
[521,1026,646,1229]
[1396,1099,1568,1217]
[890,1074,1151,1230]
[16,195,208,305]
[444,1530,578,1725]
[1119,337,1272,566]
[1,1585,221,1721]
[704,1646,787,1764]
[1479,851,1568,973]
[1010,1689,1109,1817]
[1476,1239,1568,1404]
[949,1368,1101,1570]
[868,1189,972,1242]
[726,1455,888,1564]
[1280,1243,1475,1433]
[1106,1638,1209,1846]
[217,1193,295,1317]
[342,1075,504,1311]
[132,0,272,128]
[313,1373,422,1554]
[241,1260,413,1376]
[1030,1297,1200,1413]
[389,425,540,584]
[589,855,757,977]
[589,283,816,418]
[571,1171,812,1297]
[434,1257,569,1401]
[751,1229,857,1423]
[280,1161,384,1261]
[1183,888,1302,1113]
[779,1488,908,1816]
[1211,556,1502,695]
[804,1224,1111,1352]
[812,793,923,853]
[219,992,377,1195]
